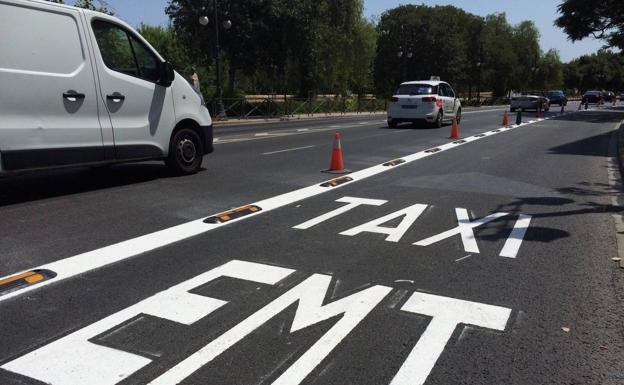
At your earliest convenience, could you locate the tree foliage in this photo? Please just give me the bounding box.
[374,6,564,98]
[166,0,375,97]
[45,0,114,15]
[563,51,624,93]
[556,0,624,51]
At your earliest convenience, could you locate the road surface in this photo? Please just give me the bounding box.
[1,102,623,385]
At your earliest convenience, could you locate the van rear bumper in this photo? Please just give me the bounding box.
[202,124,214,154]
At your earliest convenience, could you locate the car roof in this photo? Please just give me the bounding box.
[400,80,447,86]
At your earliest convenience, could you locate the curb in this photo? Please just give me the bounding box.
[213,112,386,128]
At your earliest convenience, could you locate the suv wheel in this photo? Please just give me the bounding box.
[166,128,203,175]
[432,110,443,128]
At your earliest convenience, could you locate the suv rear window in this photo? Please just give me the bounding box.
[395,84,437,96]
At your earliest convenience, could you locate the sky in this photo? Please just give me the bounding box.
[68,0,604,62]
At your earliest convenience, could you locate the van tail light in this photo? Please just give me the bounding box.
[421,97,436,102]
[388,96,399,102]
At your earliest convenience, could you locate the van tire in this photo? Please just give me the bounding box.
[166,128,203,175]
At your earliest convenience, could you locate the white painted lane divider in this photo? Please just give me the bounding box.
[2,260,511,385]
[0,114,565,303]
[262,145,316,156]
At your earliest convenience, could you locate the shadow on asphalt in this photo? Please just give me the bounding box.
[0,163,204,207]
[480,188,624,244]
[547,132,613,157]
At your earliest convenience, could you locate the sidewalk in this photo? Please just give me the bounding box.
[212,104,509,127]
[213,111,386,127]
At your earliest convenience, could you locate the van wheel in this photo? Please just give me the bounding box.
[388,119,398,128]
[166,128,203,175]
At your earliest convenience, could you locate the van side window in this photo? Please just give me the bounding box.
[92,20,159,83]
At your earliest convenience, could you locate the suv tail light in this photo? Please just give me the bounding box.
[388,96,399,102]
[421,97,436,102]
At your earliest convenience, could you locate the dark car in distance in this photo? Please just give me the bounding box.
[582,91,602,104]
[603,91,615,102]
[546,90,567,106]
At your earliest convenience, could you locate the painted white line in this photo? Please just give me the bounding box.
[297,128,310,132]
[461,107,508,115]
[391,292,510,385]
[262,145,316,156]
[454,255,472,263]
[254,132,270,137]
[499,214,532,258]
[359,122,370,125]
[0,112,572,303]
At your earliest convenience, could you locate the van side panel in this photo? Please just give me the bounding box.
[0,1,104,171]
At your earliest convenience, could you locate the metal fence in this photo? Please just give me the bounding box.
[206,96,387,119]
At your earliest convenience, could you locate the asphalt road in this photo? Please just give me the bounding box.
[1,102,623,385]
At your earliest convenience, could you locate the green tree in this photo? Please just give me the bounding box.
[45,0,114,15]
[556,0,624,51]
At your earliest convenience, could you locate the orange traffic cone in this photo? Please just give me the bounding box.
[502,111,509,126]
[323,133,350,174]
[450,116,459,139]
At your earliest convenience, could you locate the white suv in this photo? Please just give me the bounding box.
[387,79,461,128]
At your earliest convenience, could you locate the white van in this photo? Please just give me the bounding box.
[0,0,213,175]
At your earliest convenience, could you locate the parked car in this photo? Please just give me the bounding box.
[510,93,550,112]
[387,78,462,128]
[603,91,615,102]
[0,0,214,175]
[546,90,567,106]
[582,91,603,104]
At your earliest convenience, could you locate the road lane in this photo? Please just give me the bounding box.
[1,106,622,385]
[0,105,538,277]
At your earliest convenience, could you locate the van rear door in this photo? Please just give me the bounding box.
[0,0,104,171]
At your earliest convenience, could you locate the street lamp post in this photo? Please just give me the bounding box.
[396,50,412,81]
[199,0,231,120]
[476,61,482,104]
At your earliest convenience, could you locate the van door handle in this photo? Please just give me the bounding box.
[63,90,86,101]
[107,93,125,102]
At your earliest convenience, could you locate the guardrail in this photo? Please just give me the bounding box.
[207,96,387,119]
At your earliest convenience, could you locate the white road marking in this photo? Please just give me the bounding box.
[340,204,428,243]
[293,197,387,230]
[262,145,316,156]
[413,208,509,253]
[499,214,532,258]
[255,132,270,136]
[454,254,472,262]
[359,122,370,125]
[1,260,295,385]
[0,114,564,303]
[297,128,309,131]
[391,292,511,385]
[148,274,392,385]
